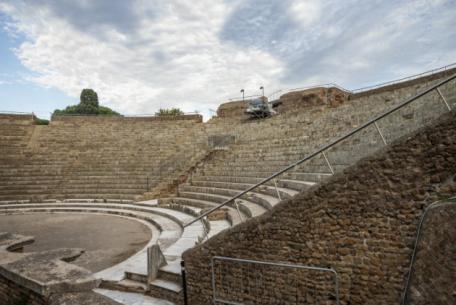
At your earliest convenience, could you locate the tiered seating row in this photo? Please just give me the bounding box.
[0,118,208,201]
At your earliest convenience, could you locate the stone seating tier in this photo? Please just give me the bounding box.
[0,117,208,201]
[0,198,229,303]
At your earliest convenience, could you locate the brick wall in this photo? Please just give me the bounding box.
[0,274,46,305]
[183,110,456,305]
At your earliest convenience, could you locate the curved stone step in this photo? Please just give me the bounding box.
[159,197,245,225]
[0,202,187,228]
[179,191,269,218]
[179,185,280,210]
[187,180,298,199]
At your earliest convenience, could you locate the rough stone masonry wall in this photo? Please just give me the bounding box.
[183,110,456,305]
[0,274,46,305]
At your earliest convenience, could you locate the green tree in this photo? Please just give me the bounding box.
[80,89,99,108]
[52,89,119,116]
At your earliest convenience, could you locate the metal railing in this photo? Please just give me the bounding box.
[124,111,201,117]
[184,73,456,228]
[352,62,456,93]
[0,110,34,115]
[401,196,456,305]
[228,94,262,102]
[211,256,340,305]
[222,62,456,104]
[51,111,201,118]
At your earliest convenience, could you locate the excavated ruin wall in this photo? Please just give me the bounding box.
[0,275,46,305]
[183,110,456,305]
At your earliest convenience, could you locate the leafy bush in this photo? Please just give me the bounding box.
[98,105,120,115]
[155,108,184,116]
[53,89,119,116]
[34,118,49,125]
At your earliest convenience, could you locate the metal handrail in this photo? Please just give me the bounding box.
[184,73,456,227]
[124,112,201,117]
[223,63,456,104]
[211,256,340,305]
[401,196,456,305]
[228,94,262,102]
[266,63,456,101]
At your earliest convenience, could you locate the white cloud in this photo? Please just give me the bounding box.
[1,0,284,118]
[289,0,322,27]
[1,0,455,118]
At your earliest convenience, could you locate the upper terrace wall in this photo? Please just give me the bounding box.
[215,87,349,119]
[50,114,202,124]
[213,67,456,122]
[183,110,456,305]
[206,67,455,147]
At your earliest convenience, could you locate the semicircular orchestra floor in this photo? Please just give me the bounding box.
[0,213,152,272]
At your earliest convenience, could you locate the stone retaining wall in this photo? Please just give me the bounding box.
[277,86,349,111]
[216,100,250,119]
[183,110,456,305]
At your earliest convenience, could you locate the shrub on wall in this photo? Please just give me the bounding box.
[34,118,49,125]
[155,108,184,116]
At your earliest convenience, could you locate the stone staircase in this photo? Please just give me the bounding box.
[173,78,456,224]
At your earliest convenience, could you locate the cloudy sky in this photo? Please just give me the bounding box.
[0,0,455,119]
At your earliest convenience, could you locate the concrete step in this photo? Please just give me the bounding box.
[147,278,182,304]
